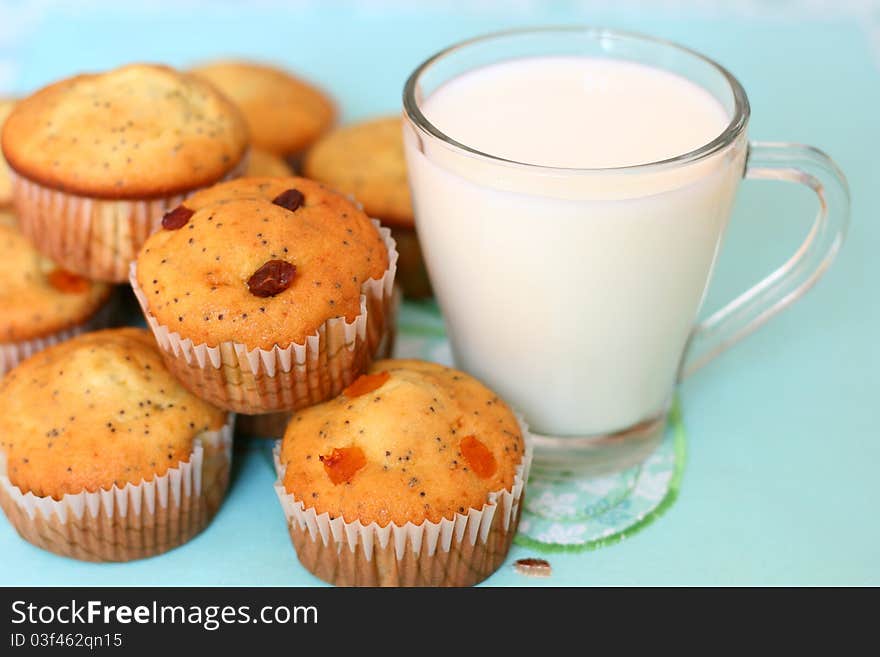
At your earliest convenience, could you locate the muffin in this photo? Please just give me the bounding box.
[1,63,250,282]
[0,99,14,208]
[304,116,430,298]
[247,149,293,177]
[0,328,233,562]
[275,359,532,586]
[0,210,113,376]
[191,60,335,166]
[131,176,397,414]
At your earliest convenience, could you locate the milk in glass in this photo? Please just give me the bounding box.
[404,56,744,435]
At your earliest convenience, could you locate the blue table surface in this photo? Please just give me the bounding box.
[0,0,876,586]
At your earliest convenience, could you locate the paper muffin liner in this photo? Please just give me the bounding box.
[8,154,249,283]
[130,221,398,415]
[0,290,117,378]
[273,416,533,587]
[0,415,233,562]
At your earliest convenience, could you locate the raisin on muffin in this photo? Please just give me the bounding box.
[1,64,249,281]
[304,116,430,298]
[0,328,232,562]
[132,176,397,414]
[0,210,113,376]
[191,60,335,165]
[276,359,531,586]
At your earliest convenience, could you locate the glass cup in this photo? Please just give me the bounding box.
[401,27,849,474]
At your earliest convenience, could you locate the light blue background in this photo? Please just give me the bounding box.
[0,0,876,585]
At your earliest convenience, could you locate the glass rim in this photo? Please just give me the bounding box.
[402,26,751,174]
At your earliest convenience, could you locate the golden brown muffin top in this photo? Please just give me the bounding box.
[191,60,335,156]
[0,99,13,207]
[0,328,227,499]
[280,360,525,526]
[304,116,413,227]
[246,149,292,177]
[0,211,111,342]
[0,64,249,199]
[136,177,389,350]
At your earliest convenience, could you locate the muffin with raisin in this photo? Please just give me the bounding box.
[0,328,233,562]
[0,210,113,376]
[191,60,335,168]
[1,63,249,281]
[304,116,430,298]
[131,176,397,414]
[275,359,532,586]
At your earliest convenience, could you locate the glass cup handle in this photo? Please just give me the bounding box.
[680,141,850,379]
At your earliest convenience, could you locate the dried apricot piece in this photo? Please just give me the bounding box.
[47,269,90,294]
[343,371,390,398]
[460,435,497,478]
[319,446,366,485]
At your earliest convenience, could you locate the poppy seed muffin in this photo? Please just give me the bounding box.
[304,116,431,297]
[0,210,112,376]
[304,117,412,226]
[1,63,249,281]
[191,60,335,161]
[276,359,531,586]
[132,176,397,414]
[0,99,14,208]
[0,328,232,561]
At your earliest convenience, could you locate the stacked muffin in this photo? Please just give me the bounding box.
[0,211,113,376]
[0,59,529,585]
[305,116,432,298]
[190,60,336,171]
[131,176,397,414]
[276,360,531,586]
[0,328,233,561]
[2,64,250,282]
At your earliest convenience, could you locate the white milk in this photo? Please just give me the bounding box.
[404,56,746,436]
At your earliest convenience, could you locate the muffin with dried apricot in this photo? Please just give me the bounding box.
[0,210,113,376]
[191,60,335,167]
[275,359,532,586]
[131,176,397,414]
[304,116,430,298]
[1,63,249,281]
[0,328,232,562]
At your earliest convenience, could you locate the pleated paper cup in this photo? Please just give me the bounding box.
[130,221,398,415]
[8,155,248,283]
[273,419,533,587]
[0,294,117,378]
[0,416,233,562]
